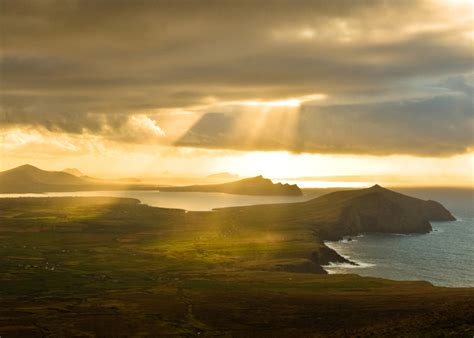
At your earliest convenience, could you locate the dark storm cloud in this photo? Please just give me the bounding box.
[0,0,473,153]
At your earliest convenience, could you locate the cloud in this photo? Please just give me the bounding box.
[112,115,165,142]
[0,0,472,155]
[1,1,472,111]
[0,127,101,158]
[0,111,166,145]
[177,79,474,156]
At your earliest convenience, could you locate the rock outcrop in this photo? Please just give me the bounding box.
[311,246,357,266]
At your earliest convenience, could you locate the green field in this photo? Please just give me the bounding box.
[1,197,473,336]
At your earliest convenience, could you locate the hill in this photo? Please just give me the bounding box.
[160,175,302,196]
[217,184,455,241]
[0,164,174,193]
[0,164,93,193]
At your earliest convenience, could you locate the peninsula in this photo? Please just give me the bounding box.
[0,186,468,336]
[159,175,303,196]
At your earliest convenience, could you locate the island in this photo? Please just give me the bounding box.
[159,175,303,196]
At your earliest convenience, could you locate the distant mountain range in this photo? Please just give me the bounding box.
[0,165,302,195]
[159,175,302,196]
[0,164,95,193]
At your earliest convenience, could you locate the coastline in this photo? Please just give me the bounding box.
[0,194,472,336]
[322,216,474,287]
[0,186,461,284]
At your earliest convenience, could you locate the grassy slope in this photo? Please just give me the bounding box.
[0,197,472,336]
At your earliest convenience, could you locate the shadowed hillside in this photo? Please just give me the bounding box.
[160,175,302,196]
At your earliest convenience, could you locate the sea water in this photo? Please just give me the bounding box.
[324,188,474,287]
[0,190,311,211]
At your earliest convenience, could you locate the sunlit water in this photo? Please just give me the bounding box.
[1,188,472,287]
[324,188,474,287]
[275,179,370,189]
[0,190,312,211]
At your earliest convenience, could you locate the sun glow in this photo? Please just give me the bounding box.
[206,95,328,153]
[275,179,371,189]
[240,94,326,108]
[220,151,474,188]
[438,0,472,5]
[242,98,301,107]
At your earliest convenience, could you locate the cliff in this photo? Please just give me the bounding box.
[215,184,455,271]
[314,184,456,240]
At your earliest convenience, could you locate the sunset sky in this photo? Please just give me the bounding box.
[0,0,473,186]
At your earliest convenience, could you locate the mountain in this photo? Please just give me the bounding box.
[0,164,167,193]
[62,168,84,177]
[217,184,455,240]
[0,164,92,193]
[159,175,302,196]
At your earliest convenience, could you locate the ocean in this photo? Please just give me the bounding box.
[324,188,474,287]
[0,190,311,211]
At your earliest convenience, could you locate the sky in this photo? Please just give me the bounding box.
[0,0,473,187]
